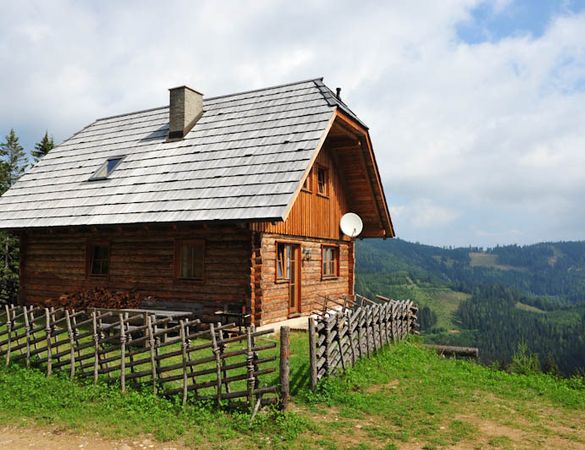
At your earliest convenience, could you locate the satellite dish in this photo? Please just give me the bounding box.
[340,213,363,238]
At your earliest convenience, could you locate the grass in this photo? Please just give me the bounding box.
[515,302,545,314]
[468,252,527,272]
[1,335,585,449]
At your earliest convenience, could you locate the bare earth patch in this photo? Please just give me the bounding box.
[0,425,188,450]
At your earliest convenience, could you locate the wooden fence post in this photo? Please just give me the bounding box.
[23,305,31,368]
[92,311,99,384]
[308,317,318,391]
[209,323,222,407]
[45,308,52,376]
[146,315,158,394]
[5,305,13,365]
[279,326,290,411]
[119,313,126,393]
[65,310,75,378]
[179,320,188,406]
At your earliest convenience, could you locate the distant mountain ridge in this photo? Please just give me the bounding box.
[355,239,585,374]
[356,239,585,304]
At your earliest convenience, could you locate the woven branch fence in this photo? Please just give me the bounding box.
[0,305,289,411]
[308,297,418,389]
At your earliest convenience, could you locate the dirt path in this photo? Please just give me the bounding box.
[0,426,187,450]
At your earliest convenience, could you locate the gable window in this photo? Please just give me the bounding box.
[89,156,124,181]
[176,240,205,280]
[317,166,328,196]
[87,242,110,276]
[322,245,339,278]
[302,169,312,192]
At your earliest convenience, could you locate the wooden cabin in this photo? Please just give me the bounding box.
[0,79,394,325]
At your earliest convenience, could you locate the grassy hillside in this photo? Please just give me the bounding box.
[1,337,584,449]
[357,273,468,331]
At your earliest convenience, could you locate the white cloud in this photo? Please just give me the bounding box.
[393,199,461,229]
[0,0,583,246]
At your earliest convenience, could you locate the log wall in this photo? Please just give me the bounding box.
[19,224,252,316]
[256,233,353,325]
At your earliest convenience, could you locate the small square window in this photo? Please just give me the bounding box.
[88,243,110,276]
[317,166,328,196]
[176,240,205,280]
[89,156,124,181]
[322,245,339,278]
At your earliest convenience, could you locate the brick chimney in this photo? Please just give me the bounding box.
[168,86,203,140]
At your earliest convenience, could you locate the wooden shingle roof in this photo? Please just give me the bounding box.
[0,78,370,229]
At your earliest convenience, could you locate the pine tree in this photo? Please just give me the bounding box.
[32,131,54,162]
[0,129,28,187]
[0,129,25,304]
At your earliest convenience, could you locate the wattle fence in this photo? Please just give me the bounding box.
[0,305,288,412]
[308,297,418,389]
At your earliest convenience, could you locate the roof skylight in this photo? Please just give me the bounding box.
[89,156,124,181]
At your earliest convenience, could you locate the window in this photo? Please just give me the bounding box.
[89,156,124,181]
[317,166,328,196]
[176,240,205,280]
[322,245,339,278]
[87,243,110,276]
[302,169,312,192]
[277,243,289,280]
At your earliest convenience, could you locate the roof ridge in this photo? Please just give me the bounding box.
[313,79,368,129]
[205,77,324,102]
[96,77,325,122]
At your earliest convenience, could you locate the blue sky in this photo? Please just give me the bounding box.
[458,0,585,43]
[0,0,584,247]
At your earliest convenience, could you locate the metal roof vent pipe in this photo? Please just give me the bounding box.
[168,85,203,140]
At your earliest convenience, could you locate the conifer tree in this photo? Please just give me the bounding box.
[32,131,54,162]
[0,129,25,304]
[0,129,28,187]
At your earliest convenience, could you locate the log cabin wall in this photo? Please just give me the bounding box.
[19,224,252,318]
[256,234,353,325]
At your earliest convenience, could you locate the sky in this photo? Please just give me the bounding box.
[0,0,584,248]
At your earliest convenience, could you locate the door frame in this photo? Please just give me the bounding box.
[275,241,302,317]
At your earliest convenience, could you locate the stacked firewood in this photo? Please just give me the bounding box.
[39,288,143,310]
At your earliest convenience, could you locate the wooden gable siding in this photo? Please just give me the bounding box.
[326,112,393,238]
[19,224,252,314]
[250,143,350,240]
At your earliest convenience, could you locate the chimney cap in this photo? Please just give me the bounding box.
[169,85,203,95]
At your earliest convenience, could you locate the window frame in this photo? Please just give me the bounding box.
[174,239,205,282]
[86,241,111,278]
[321,244,340,279]
[301,168,312,193]
[89,155,125,181]
[275,241,298,284]
[316,164,329,197]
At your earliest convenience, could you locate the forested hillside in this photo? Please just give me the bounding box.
[355,239,585,374]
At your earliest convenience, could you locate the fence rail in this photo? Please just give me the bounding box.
[308,298,418,388]
[0,305,288,410]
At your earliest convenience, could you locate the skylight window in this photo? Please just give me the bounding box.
[89,156,124,181]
